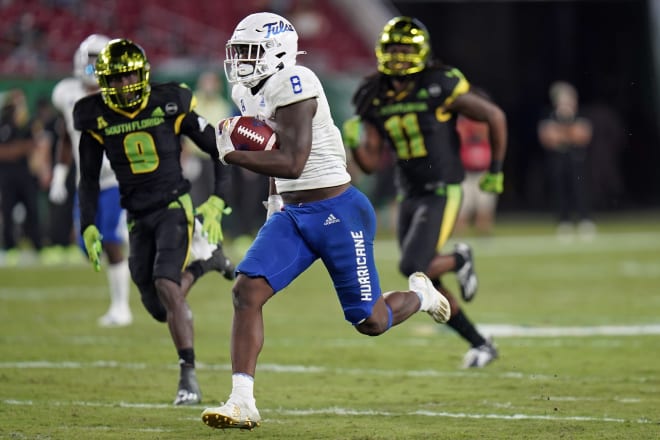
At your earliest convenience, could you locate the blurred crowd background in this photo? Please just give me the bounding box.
[1,0,658,258]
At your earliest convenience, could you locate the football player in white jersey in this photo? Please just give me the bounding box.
[201,12,451,430]
[50,34,133,327]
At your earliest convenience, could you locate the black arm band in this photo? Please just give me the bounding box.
[489,160,503,173]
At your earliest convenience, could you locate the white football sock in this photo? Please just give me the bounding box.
[107,260,130,315]
[230,373,255,403]
[415,290,426,312]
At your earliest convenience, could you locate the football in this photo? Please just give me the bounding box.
[227,116,278,151]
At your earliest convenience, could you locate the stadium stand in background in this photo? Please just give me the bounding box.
[0,0,374,77]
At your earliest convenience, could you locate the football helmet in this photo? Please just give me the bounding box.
[224,12,303,88]
[95,38,151,110]
[74,34,111,88]
[376,16,431,76]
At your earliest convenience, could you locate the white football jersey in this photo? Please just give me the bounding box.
[230,65,351,193]
[52,77,118,190]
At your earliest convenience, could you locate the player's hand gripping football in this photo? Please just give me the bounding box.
[479,172,504,194]
[216,116,238,165]
[82,225,103,272]
[196,195,231,244]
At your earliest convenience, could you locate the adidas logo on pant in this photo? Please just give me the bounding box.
[323,213,340,225]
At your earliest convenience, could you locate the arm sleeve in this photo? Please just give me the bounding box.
[77,131,104,232]
[211,159,230,202]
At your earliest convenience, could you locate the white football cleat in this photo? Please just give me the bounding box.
[408,272,451,324]
[97,311,132,327]
[202,399,261,430]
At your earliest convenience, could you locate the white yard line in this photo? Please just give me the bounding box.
[477,323,660,337]
[1,398,652,424]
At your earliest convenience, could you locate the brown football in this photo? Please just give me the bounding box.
[229,116,278,151]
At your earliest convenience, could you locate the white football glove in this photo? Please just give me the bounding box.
[48,163,70,204]
[262,194,284,220]
[216,116,239,165]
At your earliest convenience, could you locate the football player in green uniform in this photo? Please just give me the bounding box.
[76,39,232,404]
[344,17,507,368]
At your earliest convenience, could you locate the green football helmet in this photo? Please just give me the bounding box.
[95,39,151,110]
[376,16,431,76]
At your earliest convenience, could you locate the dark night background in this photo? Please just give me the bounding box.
[390,0,658,213]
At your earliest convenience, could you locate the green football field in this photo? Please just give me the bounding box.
[1,213,659,439]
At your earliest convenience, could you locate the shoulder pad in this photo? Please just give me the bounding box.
[73,93,104,132]
[51,77,78,111]
[424,66,470,102]
[151,82,194,113]
[265,65,319,108]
